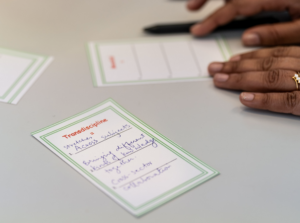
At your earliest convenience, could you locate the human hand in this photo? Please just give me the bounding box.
[208,46,300,115]
[187,0,300,46]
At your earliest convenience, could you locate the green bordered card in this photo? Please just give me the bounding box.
[32,99,219,216]
[87,35,231,87]
[0,47,53,104]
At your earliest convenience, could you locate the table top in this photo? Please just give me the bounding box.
[1,0,299,222]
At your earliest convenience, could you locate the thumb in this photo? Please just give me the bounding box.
[242,20,300,46]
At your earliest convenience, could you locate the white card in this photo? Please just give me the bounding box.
[32,99,219,216]
[0,48,53,104]
[87,36,231,87]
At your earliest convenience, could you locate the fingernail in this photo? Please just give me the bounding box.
[243,33,260,46]
[187,0,199,7]
[241,93,255,101]
[229,55,241,61]
[214,73,229,82]
[208,62,223,73]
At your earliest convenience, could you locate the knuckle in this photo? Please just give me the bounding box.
[234,74,243,84]
[263,69,281,88]
[260,57,275,71]
[261,93,271,106]
[229,61,239,72]
[285,92,298,110]
[229,74,243,87]
[272,47,290,57]
[267,26,281,45]
[224,61,239,73]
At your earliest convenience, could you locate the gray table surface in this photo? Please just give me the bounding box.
[1,0,299,222]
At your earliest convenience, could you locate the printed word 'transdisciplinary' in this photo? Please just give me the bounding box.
[62,119,108,139]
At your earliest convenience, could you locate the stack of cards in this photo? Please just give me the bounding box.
[0,48,53,104]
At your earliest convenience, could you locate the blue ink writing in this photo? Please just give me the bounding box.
[83,151,119,167]
[131,162,152,175]
[74,139,98,151]
[123,165,171,191]
[116,135,157,156]
[111,174,131,185]
[63,137,93,150]
[105,157,135,174]
[101,124,131,140]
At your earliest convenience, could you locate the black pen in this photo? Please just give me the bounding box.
[144,13,291,34]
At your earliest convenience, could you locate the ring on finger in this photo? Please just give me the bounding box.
[292,72,300,90]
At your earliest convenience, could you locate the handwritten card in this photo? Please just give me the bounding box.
[87,36,231,87]
[0,47,53,104]
[32,99,219,216]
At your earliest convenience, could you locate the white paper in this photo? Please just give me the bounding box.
[87,36,231,87]
[0,48,53,104]
[32,99,219,216]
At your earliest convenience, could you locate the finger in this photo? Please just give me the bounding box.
[242,20,300,46]
[191,3,237,36]
[230,46,300,61]
[208,57,300,75]
[240,91,300,116]
[187,0,207,11]
[213,70,297,92]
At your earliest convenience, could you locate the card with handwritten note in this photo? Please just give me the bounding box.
[0,47,53,104]
[87,36,231,87]
[32,99,219,216]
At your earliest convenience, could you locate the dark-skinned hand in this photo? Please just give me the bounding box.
[187,0,300,46]
[208,46,300,115]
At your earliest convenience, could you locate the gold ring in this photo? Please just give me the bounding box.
[292,72,300,90]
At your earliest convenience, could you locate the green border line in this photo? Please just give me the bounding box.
[94,43,107,85]
[0,47,51,104]
[222,37,233,57]
[32,100,110,135]
[33,99,219,215]
[0,47,47,58]
[95,43,206,85]
[86,43,98,87]
[87,38,227,86]
[136,170,218,216]
[216,37,227,61]
[8,57,50,104]
[40,106,208,210]
[0,59,36,99]
[0,48,39,99]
